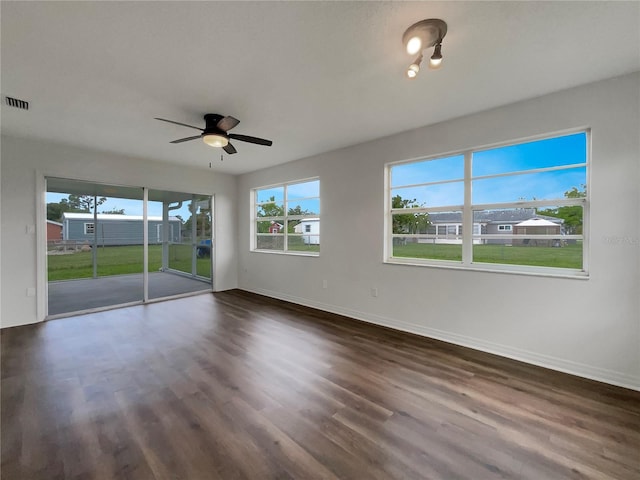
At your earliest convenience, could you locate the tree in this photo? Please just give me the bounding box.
[47,202,66,222]
[537,185,586,234]
[101,208,125,215]
[46,194,107,221]
[391,195,430,234]
[256,196,285,233]
[257,197,285,218]
[67,194,107,212]
[286,204,314,233]
[183,203,212,238]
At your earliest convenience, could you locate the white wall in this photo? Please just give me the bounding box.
[0,136,238,328]
[237,73,640,390]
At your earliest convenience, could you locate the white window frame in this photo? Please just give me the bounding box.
[497,225,513,232]
[252,178,320,256]
[84,222,95,235]
[385,129,589,278]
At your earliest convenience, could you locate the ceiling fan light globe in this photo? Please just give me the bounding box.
[203,134,229,148]
[406,36,422,55]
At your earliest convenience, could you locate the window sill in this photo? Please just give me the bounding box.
[251,249,319,257]
[385,257,589,280]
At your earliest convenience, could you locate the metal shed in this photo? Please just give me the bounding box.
[62,213,182,246]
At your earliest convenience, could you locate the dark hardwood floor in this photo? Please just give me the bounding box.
[2,290,639,480]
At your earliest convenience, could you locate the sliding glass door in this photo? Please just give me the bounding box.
[46,178,213,317]
[148,189,213,300]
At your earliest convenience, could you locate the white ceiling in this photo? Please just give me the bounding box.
[2,1,639,175]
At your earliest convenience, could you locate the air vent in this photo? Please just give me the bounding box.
[4,96,29,110]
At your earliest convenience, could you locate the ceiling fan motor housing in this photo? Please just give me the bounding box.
[203,113,226,136]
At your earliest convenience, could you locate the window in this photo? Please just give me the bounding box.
[253,178,320,254]
[387,131,588,275]
[84,223,95,234]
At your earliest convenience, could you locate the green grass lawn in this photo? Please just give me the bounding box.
[48,244,211,281]
[393,242,582,269]
[287,235,320,253]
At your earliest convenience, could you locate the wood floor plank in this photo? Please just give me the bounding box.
[2,290,639,479]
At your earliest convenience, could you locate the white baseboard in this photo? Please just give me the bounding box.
[242,287,640,392]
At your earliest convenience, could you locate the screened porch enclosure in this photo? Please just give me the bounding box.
[46,178,213,317]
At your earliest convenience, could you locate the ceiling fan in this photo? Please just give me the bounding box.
[155,113,273,155]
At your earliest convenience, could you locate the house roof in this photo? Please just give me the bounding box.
[2,2,638,175]
[62,213,180,222]
[515,218,562,227]
[47,220,63,227]
[429,210,563,224]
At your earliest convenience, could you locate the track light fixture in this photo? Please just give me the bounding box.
[402,18,447,78]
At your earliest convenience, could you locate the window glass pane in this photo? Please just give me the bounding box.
[472,167,586,204]
[392,237,462,262]
[256,234,284,251]
[472,206,583,269]
[287,198,320,216]
[391,155,464,187]
[473,132,587,177]
[286,219,320,252]
[287,180,319,199]
[256,220,283,234]
[391,182,464,208]
[256,186,284,204]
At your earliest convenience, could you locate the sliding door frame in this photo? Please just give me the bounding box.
[38,172,215,321]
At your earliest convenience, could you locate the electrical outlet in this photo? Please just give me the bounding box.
[371,287,378,298]
[322,279,328,289]
[26,287,36,297]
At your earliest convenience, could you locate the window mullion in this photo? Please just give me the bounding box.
[462,151,473,265]
[283,184,288,251]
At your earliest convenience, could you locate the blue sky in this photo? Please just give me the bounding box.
[255,180,320,215]
[391,132,587,206]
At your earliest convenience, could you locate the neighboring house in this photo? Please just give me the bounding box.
[422,209,564,245]
[294,218,320,244]
[46,220,63,242]
[268,221,283,234]
[62,213,182,246]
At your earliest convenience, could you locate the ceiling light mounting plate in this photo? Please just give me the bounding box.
[402,18,447,53]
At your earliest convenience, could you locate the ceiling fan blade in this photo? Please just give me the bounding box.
[228,133,273,146]
[223,143,237,154]
[217,116,240,132]
[170,135,202,144]
[155,117,203,131]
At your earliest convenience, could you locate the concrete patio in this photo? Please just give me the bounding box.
[48,271,211,316]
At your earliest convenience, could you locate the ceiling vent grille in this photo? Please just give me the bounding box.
[4,96,29,110]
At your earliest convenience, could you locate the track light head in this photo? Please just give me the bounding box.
[407,54,423,79]
[429,42,443,69]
